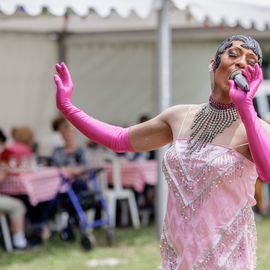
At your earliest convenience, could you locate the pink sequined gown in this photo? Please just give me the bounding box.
[161,138,258,270]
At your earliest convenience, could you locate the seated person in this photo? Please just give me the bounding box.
[51,116,87,177]
[125,114,156,161]
[51,117,88,194]
[50,117,92,239]
[0,127,50,243]
[85,140,112,167]
[0,129,27,250]
[0,126,35,169]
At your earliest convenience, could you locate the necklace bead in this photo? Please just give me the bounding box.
[188,98,239,153]
[209,96,235,110]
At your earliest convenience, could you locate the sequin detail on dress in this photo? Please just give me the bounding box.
[163,141,245,221]
[161,139,258,270]
[160,225,180,270]
[192,204,256,270]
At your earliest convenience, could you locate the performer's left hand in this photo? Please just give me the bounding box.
[229,63,263,108]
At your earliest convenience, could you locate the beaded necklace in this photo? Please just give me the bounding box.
[187,97,239,153]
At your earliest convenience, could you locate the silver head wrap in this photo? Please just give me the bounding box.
[212,35,262,70]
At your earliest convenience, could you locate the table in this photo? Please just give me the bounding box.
[105,160,158,193]
[0,167,62,206]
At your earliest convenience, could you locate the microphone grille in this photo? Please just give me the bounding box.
[229,69,241,80]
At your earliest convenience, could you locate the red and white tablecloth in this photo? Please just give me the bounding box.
[105,160,158,193]
[0,167,62,206]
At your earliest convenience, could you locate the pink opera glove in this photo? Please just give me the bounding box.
[229,63,270,182]
[53,62,134,153]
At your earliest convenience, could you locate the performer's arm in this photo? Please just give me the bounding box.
[229,63,270,182]
[53,63,172,153]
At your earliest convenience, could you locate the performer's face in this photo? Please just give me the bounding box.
[213,40,259,92]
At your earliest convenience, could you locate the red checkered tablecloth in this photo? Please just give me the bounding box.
[0,167,62,205]
[105,160,158,192]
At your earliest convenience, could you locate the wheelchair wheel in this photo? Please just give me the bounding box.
[80,233,94,251]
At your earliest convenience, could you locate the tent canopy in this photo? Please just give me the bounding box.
[0,0,270,31]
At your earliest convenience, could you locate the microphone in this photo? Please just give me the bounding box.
[229,70,250,92]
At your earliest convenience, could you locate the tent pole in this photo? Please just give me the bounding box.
[57,13,69,63]
[156,0,171,237]
[57,31,66,63]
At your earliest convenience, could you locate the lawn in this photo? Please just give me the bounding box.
[256,217,270,269]
[0,217,270,270]
[0,226,160,270]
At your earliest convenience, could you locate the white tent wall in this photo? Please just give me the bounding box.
[65,29,270,134]
[66,35,156,127]
[64,33,220,127]
[171,40,217,104]
[0,31,57,141]
[1,29,269,148]
[0,29,219,151]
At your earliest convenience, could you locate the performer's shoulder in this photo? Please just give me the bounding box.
[159,104,202,125]
[164,103,205,115]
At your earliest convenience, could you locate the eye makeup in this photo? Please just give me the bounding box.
[228,47,258,66]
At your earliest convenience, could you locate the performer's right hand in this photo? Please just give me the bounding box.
[53,62,74,113]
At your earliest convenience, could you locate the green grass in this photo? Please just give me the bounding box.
[0,226,160,270]
[1,218,270,270]
[256,216,270,270]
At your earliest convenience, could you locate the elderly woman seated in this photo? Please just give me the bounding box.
[0,127,52,244]
[51,116,88,182]
[50,116,92,240]
[0,129,28,250]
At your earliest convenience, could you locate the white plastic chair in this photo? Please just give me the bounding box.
[0,214,13,252]
[101,154,140,229]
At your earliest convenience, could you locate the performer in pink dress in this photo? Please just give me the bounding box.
[53,35,270,269]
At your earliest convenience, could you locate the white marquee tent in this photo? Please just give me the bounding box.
[1,0,270,133]
[1,0,270,30]
[1,0,270,233]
